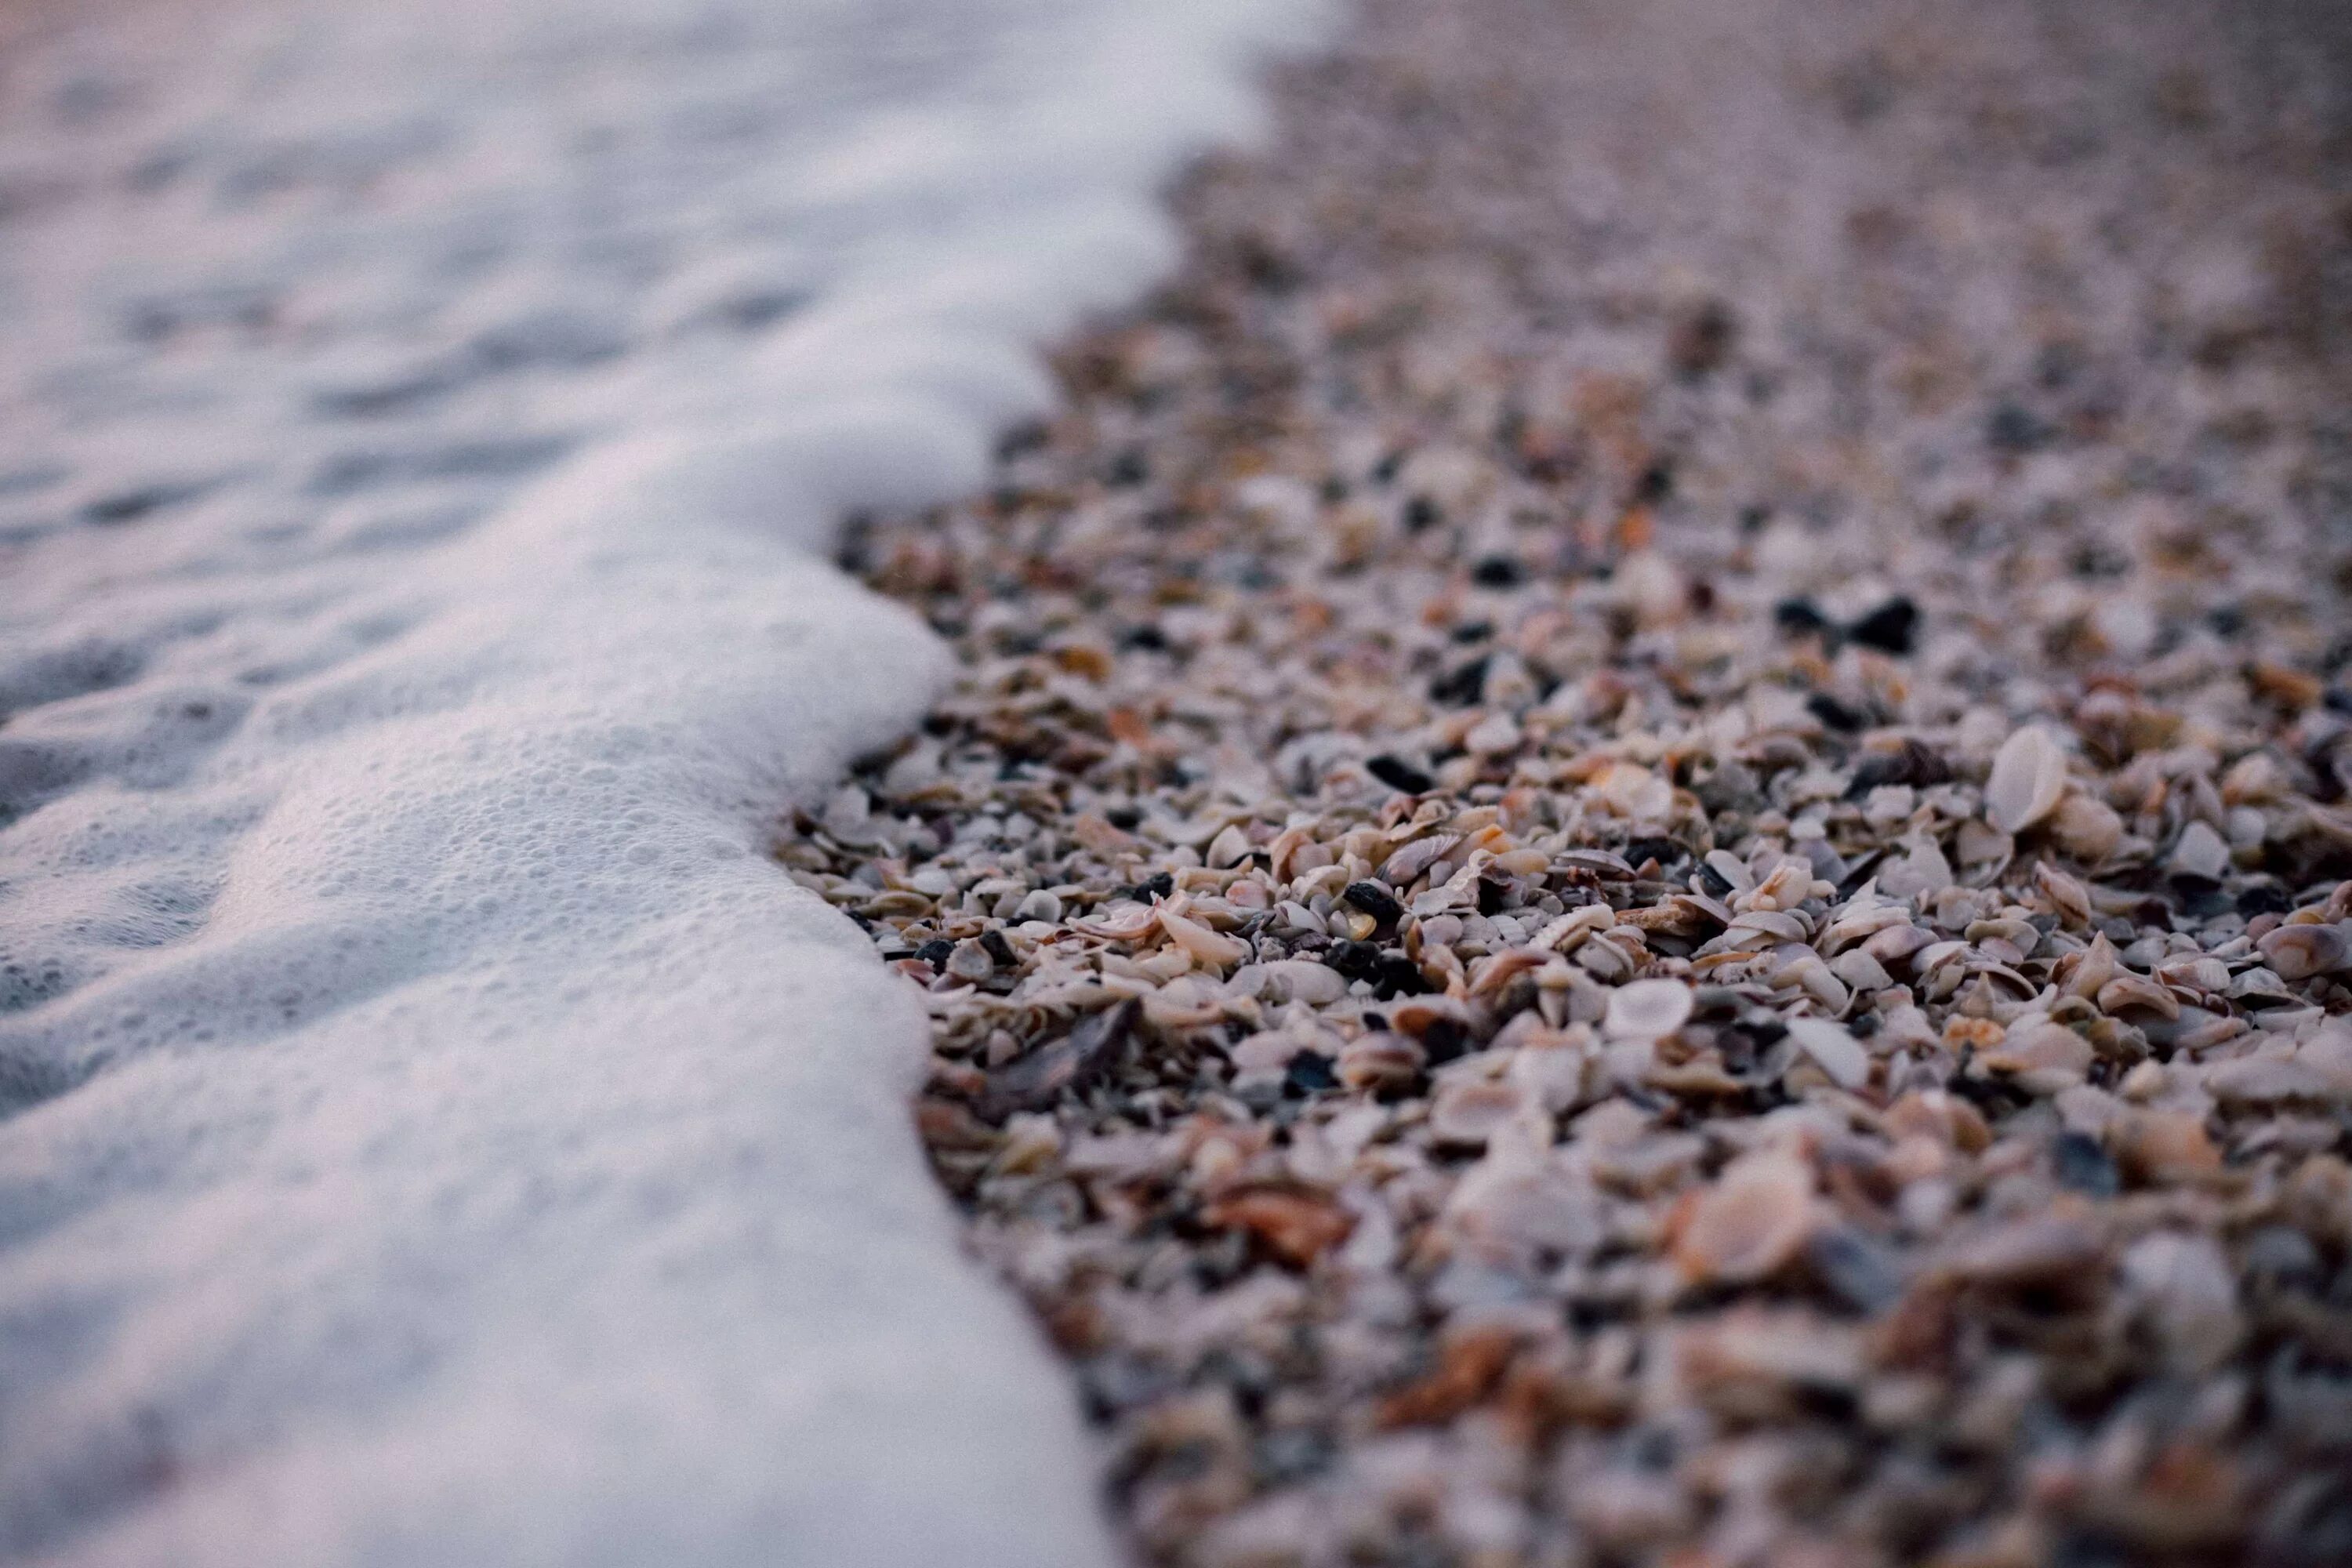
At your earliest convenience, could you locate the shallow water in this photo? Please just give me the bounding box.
[0,0,1324,1559]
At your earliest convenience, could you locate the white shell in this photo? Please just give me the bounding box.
[1784,1016,1871,1089]
[1602,977,1693,1040]
[1986,725,2070,834]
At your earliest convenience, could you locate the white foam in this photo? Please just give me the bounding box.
[0,0,1330,1561]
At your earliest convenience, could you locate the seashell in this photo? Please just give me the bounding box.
[1577,937,1635,982]
[2205,1052,2336,1107]
[1987,726,2070,833]
[1203,1185,1355,1269]
[1976,1019,2095,1092]
[2258,922,2350,982]
[2096,971,2181,1021]
[1822,898,1913,953]
[976,998,1140,1122]
[1445,1160,1605,1260]
[1205,822,1254,869]
[2227,966,2293,1005]
[1507,1033,1598,1112]
[1468,946,1552,996]
[1158,903,1250,969]
[1860,922,1936,969]
[2119,1231,2242,1375]
[1784,1016,1871,1088]
[1936,1214,2104,1287]
[1387,995,1470,1039]
[2169,819,2231,881]
[2033,861,2092,927]
[1559,848,1639,879]
[1603,977,1693,1040]
[1704,848,1755,893]
[1259,958,1348,1006]
[1884,1089,1992,1152]
[1953,818,2014,872]
[1381,833,1461,887]
[1069,900,1160,941]
[1428,1079,1537,1148]
[2109,1108,2221,1184]
[1534,903,1617,952]
[1777,956,1851,1016]
[2220,751,2291,806]
[1014,888,1064,924]
[1338,1032,1425,1094]
[2049,791,2124,863]
[1596,760,1673,818]
[1827,948,1892,995]
[2136,1005,2243,1053]
[1466,713,1521,755]
[2153,954,2229,997]
[2058,931,2120,1000]
[2299,1029,2352,1095]
[1671,1152,1817,1284]
[1743,860,1815,913]
[1672,1308,1864,1410]
[861,889,935,919]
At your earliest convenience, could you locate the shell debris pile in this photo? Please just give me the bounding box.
[783,0,2352,1561]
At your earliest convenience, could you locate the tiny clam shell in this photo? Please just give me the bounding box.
[1986,725,2069,834]
[1783,1016,1871,1089]
[1602,977,1694,1040]
[2258,922,2350,982]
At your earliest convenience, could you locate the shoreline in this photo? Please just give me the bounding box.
[799,0,2352,1562]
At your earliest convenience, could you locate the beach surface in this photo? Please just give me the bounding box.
[804,0,2352,1562]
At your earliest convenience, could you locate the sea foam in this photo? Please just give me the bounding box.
[0,0,1328,1560]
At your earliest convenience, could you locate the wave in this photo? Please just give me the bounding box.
[0,0,1330,1560]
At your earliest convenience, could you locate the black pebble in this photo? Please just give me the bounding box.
[1845,595,1920,655]
[979,929,1018,967]
[1324,940,1383,982]
[1806,691,1866,732]
[1366,753,1435,793]
[1403,495,1443,532]
[1138,871,1175,902]
[2235,884,2292,917]
[1470,554,1525,588]
[1283,1051,1338,1095]
[1476,876,1512,916]
[1419,1018,1471,1064]
[1986,401,2052,454]
[1624,836,1685,871]
[1342,880,1406,927]
[915,938,955,969]
[2052,1131,2120,1197]
[1774,597,1833,637]
[1806,1226,1907,1314]
[1429,655,1489,706]
[1104,448,1149,487]
[1375,954,1432,999]
[1119,623,1168,651]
